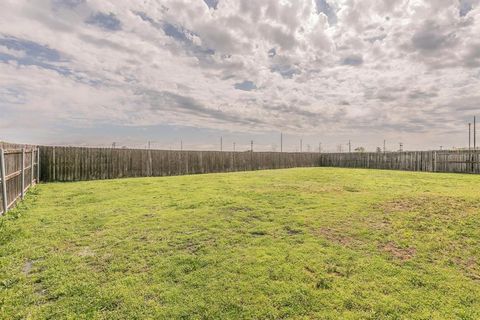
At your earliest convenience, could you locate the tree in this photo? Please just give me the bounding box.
[355,146,366,153]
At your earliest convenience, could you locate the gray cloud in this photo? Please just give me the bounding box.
[258,24,297,50]
[341,54,363,66]
[463,43,480,67]
[411,21,458,52]
[143,90,265,127]
[0,87,27,105]
[408,90,438,100]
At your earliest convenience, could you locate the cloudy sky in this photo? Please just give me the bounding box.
[1,0,479,151]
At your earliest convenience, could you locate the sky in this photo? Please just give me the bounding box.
[0,0,479,152]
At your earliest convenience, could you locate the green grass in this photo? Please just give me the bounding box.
[1,168,479,319]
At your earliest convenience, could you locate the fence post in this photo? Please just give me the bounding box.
[37,147,40,183]
[31,149,34,185]
[0,148,7,215]
[148,149,152,177]
[21,148,25,199]
[52,146,56,181]
[433,151,437,172]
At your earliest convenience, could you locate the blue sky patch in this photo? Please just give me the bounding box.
[204,0,219,9]
[0,36,62,62]
[234,80,257,91]
[268,48,276,58]
[459,0,474,16]
[315,0,337,26]
[163,22,191,42]
[52,0,85,8]
[136,12,215,58]
[270,64,300,79]
[0,36,73,76]
[341,55,363,66]
[86,12,122,31]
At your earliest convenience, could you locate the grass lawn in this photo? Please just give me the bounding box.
[1,168,479,319]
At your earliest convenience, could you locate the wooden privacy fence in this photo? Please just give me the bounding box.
[39,147,321,182]
[38,147,480,183]
[319,150,480,174]
[0,148,40,215]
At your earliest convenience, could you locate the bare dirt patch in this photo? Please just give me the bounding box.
[454,256,480,281]
[78,247,95,257]
[23,260,34,275]
[381,242,416,261]
[379,196,479,215]
[314,227,356,247]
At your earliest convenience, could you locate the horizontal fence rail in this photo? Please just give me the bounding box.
[0,147,40,215]
[38,146,480,183]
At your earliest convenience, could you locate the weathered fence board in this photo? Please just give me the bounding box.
[0,147,40,215]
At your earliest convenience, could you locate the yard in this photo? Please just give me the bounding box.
[1,168,479,319]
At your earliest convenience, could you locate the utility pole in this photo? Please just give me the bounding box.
[112,142,116,149]
[348,140,351,153]
[220,137,223,152]
[474,116,477,150]
[251,140,253,152]
[399,142,403,152]
[383,140,386,153]
[469,123,471,150]
[280,132,283,153]
[300,139,303,153]
[319,142,322,153]
[148,141,151,149]
[181,140,183,151]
